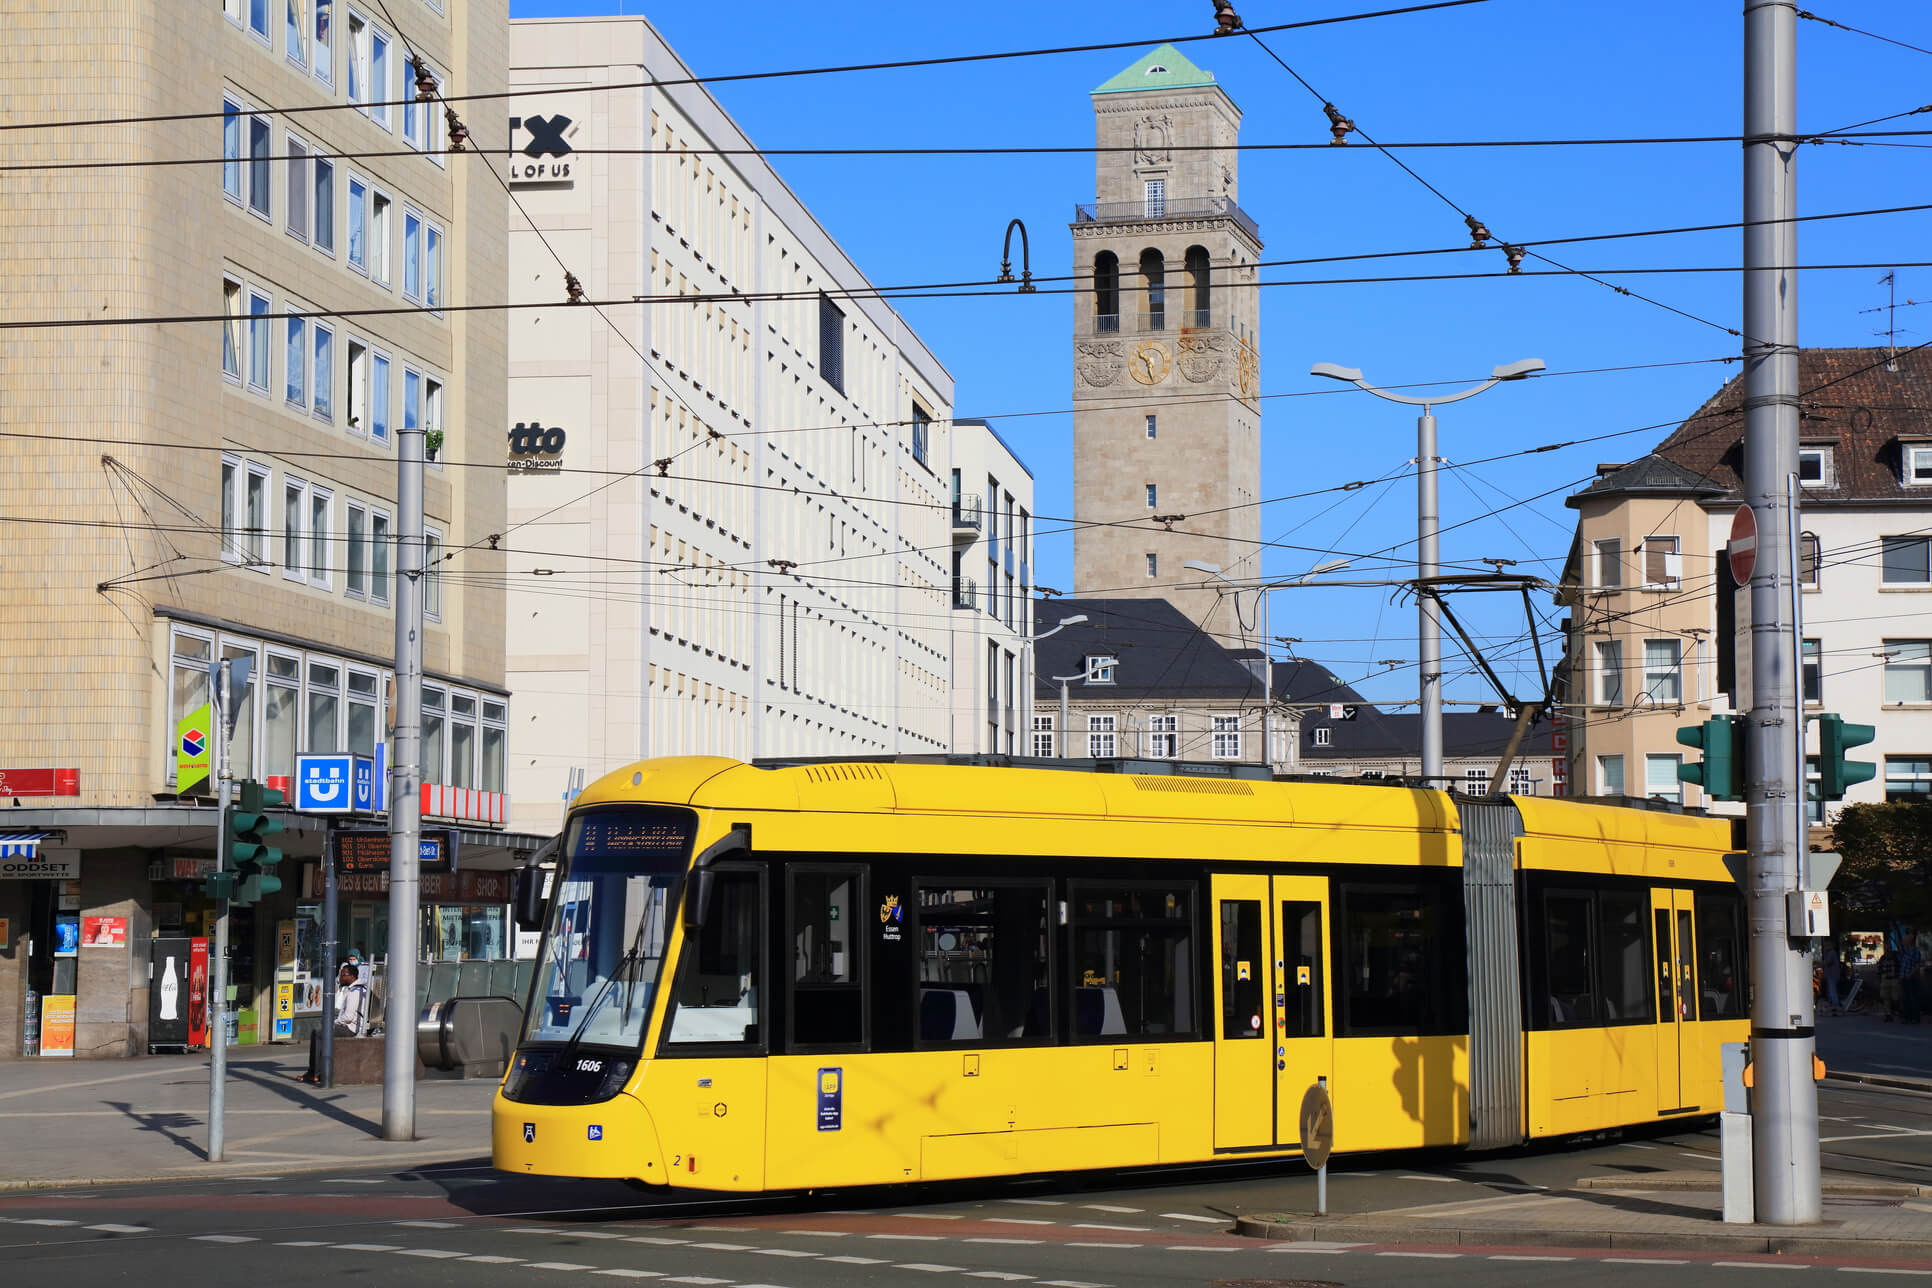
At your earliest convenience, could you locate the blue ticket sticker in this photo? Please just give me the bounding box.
[817,1067,842,1132]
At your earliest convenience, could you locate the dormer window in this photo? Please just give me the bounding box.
[1084,655,1117,685]
[1905,442,1932,486]
[1146,65,1168,74]
[1312,726,1332,747]
[1798,445,1834,488]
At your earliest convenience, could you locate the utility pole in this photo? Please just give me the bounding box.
[206,660,232,1163]
[1743,0,1820,1224]
[384,382,426,1142]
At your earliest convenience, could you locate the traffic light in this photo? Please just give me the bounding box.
[1816,713,1877,801]
[1677,715,1745,801]
[226,779,287,907]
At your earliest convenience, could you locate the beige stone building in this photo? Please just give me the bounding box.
[505,17,957,838]
[0,0,522,1059]
[1071,44,1263,628]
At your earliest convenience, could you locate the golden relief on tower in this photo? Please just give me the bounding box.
[1129,340,1172,385]
[1237,339,1259,400]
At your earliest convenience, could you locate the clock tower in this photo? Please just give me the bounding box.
[1071,43,1262,629]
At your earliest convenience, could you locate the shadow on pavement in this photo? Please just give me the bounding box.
[102,1100,208,1163]
[224,1061,381,1138]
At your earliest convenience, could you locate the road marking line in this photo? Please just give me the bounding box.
[528,1263,598,1272]
[1040,1279,1108,1287]
[754,1249,820,1258]
[1160,1213,1225,1224]
[395,1220,462,1229]
[86,1224,150,1234]
[565,1232,629,1240]
[511,1227,568,1235]
[464,1256,525,1264]
[1604,1259,1689,1266]
[1840,1269,1932,1276]
[693,1242,755,1251]
[1489,1255,1574,1262]
[594,1272,665,1279]
[335,1243,404,1252]
[1165,1246,1238,1253]
[895,1213,964,1220]
[395,1249,468,1258]
[965,1238,1043,1246]
[987,1218,1054,1226]
[277,1240,333,1246]
[192,1235,258,1243]
[894,1264,967,1272]
[321,1178,387,1184]
[867,1233,943,1241]
[823,1255,888,1265]
[1397,1175,1461,1183]
[1378,1251,1461,1258]
[16,1219,78,1226]
[1083,1205,1141,1214]
[0,1067,169,1101]
[1072,1223,1148,1232]
[624,1236,692,1246]
[1067,1242,1140,1249]
[964,1273,1032,1281]
[1269,1247,1347,1255]
[1714,1262,1808,1270]
[1002,1199,1065,1206]
[780,1231,849,1238]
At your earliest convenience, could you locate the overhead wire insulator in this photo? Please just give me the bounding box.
[1212,0,1243,35]
[1465,214,1491,248]
[414,65,440,101]
[564,271,586,303]
[1502,244,1527,274]
[1322,102,1354,146]
[445,108,469,151]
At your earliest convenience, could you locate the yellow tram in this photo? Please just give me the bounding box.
[492,757,1748,1191]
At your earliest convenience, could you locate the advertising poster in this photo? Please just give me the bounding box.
[52,914,79,957]
[175,701,212,796]
[83,916,127,947]
[274,918,297,1041]
[40,994,75,1057]
[0,917,9,950]
[188,937,209,1048]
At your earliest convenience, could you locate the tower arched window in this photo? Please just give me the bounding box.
[1093,251,1119,333]
[1140,248,1165,331]
[1185,245,1211,327]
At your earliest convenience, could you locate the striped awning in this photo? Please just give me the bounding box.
[0,833,49,859]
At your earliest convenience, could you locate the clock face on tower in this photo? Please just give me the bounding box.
[1129,340,1172,385]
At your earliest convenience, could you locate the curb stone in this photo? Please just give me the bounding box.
[1233,1214,1932,1261]
[0,1149,489,1193]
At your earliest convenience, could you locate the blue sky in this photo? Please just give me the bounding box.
[508,0,1932,708]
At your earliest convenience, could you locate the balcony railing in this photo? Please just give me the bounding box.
[1179,308,1213,329]
[952,575,976,610]
[952,493,982,532]
[1074,195,1261,243]
[1093,313,1120,333]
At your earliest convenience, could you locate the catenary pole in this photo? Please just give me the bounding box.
[320,822,338,1088]
[1742,0,1820,1224]
[383,387,426,1141]
[207,660,232,1163]
[1417,408,1442,782]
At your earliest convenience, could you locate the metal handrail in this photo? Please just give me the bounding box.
[1073,195,1261,242]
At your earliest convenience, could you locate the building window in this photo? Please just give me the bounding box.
[448,691,475,787]
[911,405,929,466]
[1184,245,1211,326]
[167,630,215,787]
[1906,444,1932,487]
[347,668,379,758]
[1798,446,1834,488]
[306,660,340,752]
[220,457,240,560]
[424,221,442,310]
[1465,767,1491,795]
[345,501,367,596]
[259,651,298,781]
[370,27,391,128]
[1032,715,1056,758]
[482,700,507,792]
[346,9,369,107]
[371,509,391,604]
[1806,755,1824,823]
[1802,638,1821,704]
[284,315,307,408]
[1643,638,1682,706]
[313,155,335,254]
[1800,531,1820,587]
[1093,251,1119,331]
[345,338,368,434]
[1593,537,1621,590]
[222,99,245,202]
[819,294,845,392]
[247,290,271,391]
[244,464,269,566]
[421,685,445,783]
[403,208,423,300]
[1642,535,1681,589]
[1312,726,1332,747]
[1598,754,1625,795]
[1139,247,1164,329]
[285,134,310,242]
[246,113,272,219]
[1147,713,1177,758]
[403,367,421,447]
[1087,715,1117,759]
[370,350,391,442]
[313,0,333,85]
[286,0,306,67]
[222,277,244,382]
[1143,178,1165,218]
[1145,483,1157,508]
[309,487,331,586]
[345,175,368,272]
[424,528,443,620]
[1146,414,1156,439]
[1508,766,1535,796]
[1084,655,1117,685]
[1211,715,1240,760]
[1884,639,1932,702]
[1594,639,1623,707]
[369,188,393,285]
[1882,535,1931,585]
[1644,753,1682,804]
[424,376,443,462]
[312,322,333,422]
[282,477,307,581]
[1145,553,1157,578]
[402,57,427,148]
[1885,756,1932,801]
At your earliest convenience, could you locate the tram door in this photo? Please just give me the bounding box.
[1650,888,1698,1111]
[1211,874,1332,1152]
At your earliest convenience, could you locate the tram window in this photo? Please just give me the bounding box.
[1336,884,1460,1036]
[1654,908,1677,1022]
[1543,892,1596,1026]
[790,867,865,1048]
[1694,892,1746,1020]
[915,883,1051,1044]
[1071,883,1197,1040]
[1598,891,1653,1022]
[1282,901,1324,1038]
[1219,900,1264,1039]
[663,869,762,1047]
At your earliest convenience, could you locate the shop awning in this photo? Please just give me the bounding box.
[0,833,50,858]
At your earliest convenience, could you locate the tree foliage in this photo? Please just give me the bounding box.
[1830,801,1932,922]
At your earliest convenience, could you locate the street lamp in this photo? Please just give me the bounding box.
[1018,614,1087,756]
[1051,669,1094,759]
[1310,358,1543,784]
[1185,559,1351,772]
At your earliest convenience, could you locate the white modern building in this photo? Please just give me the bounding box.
[505,16,957,838]
[947,420,1036,754]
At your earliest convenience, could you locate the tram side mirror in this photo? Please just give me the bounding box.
[685,868,716,933]
[514,866,547,932]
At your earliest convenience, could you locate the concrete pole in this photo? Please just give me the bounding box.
[1261,590,1274,773]
[1418,409,1443,783]
[1060,679,1071,758]
[320,824,337,1088]
[207,660,232,1163]
[1743,0,1820,1224]
[383,394,426,1142]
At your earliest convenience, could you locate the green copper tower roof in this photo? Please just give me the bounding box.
[1093,43,1217,95]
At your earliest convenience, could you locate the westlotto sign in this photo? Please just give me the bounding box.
[507,112,574,184]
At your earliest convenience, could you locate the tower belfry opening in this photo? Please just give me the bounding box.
[1071,43,1263,629]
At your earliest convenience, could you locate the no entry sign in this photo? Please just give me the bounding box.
[1729,505,1758,584]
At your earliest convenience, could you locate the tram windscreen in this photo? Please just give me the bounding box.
[522,808,695,1049]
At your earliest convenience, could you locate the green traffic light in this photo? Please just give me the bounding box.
[1676,714,1744,801]
[1817,713,1877,800]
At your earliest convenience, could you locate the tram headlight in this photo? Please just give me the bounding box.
[502,1048,638,1104]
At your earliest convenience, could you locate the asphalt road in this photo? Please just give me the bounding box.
[1,1080,1926,1286]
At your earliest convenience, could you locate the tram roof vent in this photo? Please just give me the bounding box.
[803,763,886,784]
[1129,775,1254,796]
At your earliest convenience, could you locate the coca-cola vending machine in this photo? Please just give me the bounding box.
[188,937,209,1048]
[149,936,211,1051]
